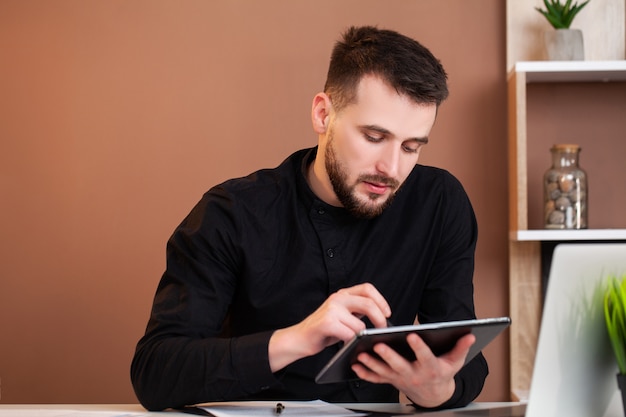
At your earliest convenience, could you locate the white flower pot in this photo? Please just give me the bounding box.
[543,28,585,60]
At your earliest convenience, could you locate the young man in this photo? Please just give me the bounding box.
[131,25,488,411]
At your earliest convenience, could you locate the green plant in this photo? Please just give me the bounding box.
[604,273,626,375]
[535,0,591,29]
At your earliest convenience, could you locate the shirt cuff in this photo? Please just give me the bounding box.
[231,330,280,394]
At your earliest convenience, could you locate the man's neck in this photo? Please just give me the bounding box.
[306,157,341,207]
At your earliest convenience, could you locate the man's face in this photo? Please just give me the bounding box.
[321,76,438,218]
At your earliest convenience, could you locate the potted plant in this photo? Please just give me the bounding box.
[535,0,590,60]
[604,273,626,415]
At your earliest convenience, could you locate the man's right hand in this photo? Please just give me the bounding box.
[268,282,391,372]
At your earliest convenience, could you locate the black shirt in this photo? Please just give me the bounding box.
[131,147,488,411]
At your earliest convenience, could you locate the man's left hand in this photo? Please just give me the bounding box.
[351,332,476,408]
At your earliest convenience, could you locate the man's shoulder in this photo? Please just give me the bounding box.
[409,164,465,191]
[395,164,472,213]
[208,148,310,199]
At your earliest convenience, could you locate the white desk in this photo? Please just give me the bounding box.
[1,396,621,416]
[0,404,168,416]
[0,402,524,416]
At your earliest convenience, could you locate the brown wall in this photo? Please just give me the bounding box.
[0,1,509,404]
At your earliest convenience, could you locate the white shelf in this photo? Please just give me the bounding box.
[511,228,626,242]
[512,60,626,83]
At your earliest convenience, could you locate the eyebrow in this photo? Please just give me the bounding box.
[360,124,429,145]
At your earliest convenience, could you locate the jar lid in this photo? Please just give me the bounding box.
[551,144,581,152]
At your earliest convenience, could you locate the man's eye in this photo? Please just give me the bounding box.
[365,134,383,143]
[402,144,419,154]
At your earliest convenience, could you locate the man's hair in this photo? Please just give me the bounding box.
[324,26,448,112]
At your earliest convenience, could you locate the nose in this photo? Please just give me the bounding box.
[375,143,400,178]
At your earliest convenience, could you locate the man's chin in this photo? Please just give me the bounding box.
[348,195,392,218]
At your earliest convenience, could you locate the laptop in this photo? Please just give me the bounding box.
[429,243,626,417]
[524,243,625,417]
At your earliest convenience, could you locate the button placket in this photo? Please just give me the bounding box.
[309,201,347,292]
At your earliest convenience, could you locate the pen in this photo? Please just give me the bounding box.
[275,402,285,415]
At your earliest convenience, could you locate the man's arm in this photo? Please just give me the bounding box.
[352,171,488,409]
[131,191,395,410]
[130,192,281,410]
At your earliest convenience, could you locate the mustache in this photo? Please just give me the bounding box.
[358,174,399,189]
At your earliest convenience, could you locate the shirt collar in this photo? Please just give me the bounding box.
[296,146,358,222]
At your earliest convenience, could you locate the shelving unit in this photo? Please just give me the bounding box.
[507,60,626,401]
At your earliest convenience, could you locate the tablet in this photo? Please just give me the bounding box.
[315,316,511,384]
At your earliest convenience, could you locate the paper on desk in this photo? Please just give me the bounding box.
[197,400,367,417]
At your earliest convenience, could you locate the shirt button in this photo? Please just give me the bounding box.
[317,207,325,215]
[326,248,335,258]
[353,381,361,388]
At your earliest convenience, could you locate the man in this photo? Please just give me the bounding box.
[131,25,488,411]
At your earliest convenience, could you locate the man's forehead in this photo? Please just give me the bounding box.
[343,76,437,135]
[349,76,435,111]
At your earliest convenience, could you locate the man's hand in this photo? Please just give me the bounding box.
[268,283,391,372]
[351,332,476,408]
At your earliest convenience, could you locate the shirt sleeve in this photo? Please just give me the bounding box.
[130,188,281,411]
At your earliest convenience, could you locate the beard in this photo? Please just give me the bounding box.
[325,131,400,219]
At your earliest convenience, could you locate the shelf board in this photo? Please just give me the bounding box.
[511,228,626,242]
[512,60,626,83]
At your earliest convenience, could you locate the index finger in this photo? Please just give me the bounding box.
[342,283,391,318]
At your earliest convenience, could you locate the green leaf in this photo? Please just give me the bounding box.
[604,274,626,374]
[535,0,590,29]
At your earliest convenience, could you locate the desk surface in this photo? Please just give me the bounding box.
[2,396,623,416]
[0,402,524,416]
[0,404,166,416]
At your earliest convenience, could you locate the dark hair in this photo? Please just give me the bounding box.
[324,26,448,112]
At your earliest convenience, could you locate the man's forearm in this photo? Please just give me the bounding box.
[131,332,277,410]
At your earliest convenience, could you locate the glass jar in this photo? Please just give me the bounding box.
[543,144,588,229]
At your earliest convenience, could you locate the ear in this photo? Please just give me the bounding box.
[311,93,332,134]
